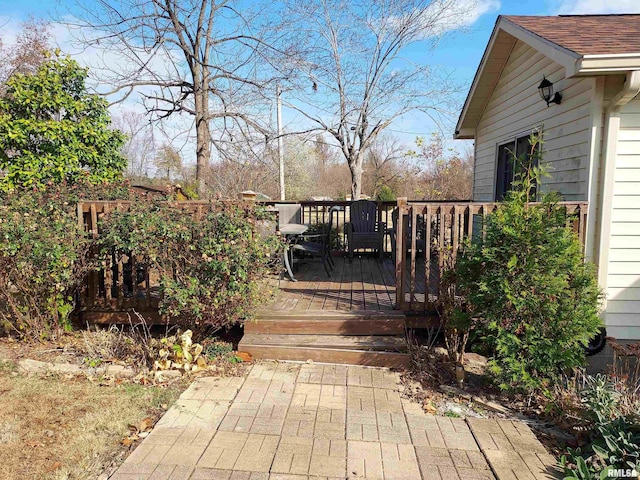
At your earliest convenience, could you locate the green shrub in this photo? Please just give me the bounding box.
[0,187,86,338]
[560,374,640,479]
[0,54,126,191]
[97,201,281,333]
[456,135,602,393]
[376,185,396,201]
[0,181,132,339]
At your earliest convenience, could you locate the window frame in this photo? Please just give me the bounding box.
[494,128,541,201]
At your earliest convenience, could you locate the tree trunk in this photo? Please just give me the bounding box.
[349,156,364,200]
[194,76,210,198]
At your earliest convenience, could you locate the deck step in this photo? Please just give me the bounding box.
[247,309,406,335]
[239,343,411,368]
[240,334,407,352]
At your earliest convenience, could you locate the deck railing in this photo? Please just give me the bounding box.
[76,200,253,323]
[76,198,587,319]
[393,198,588,312]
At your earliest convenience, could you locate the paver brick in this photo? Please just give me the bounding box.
[405,414,446,448]
[373,389,403,413]
[199,431,249,470]
[282,406,317,437]
[376,412,410,443]
[115,362,555,480]
[298,364,347,385]
[347,366,400,389]
[292,384,322,407]
[182,377,245,401]
[234,434,281,472]
[159,442,207,466]
[314,410,346,439]
[271,436,313,475]
[143,427,183,446]
[170,465,197,479]
[415,447,494,480]
[308,438,347,477]
[380,442,421,480]
[112,463,157,475]
[190,469,269,480]
[347,440,383,479]
[347,386,375,413]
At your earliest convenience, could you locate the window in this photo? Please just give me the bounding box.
[495,133,538,201]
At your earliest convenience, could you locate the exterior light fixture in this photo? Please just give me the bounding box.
[538,76,562,106]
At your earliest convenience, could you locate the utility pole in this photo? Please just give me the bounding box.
[277,83,285,201]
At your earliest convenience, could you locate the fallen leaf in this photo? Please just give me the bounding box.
[423,402,437,415]
[46,462,63,472]
[139,417,154,432]
[120,437,136,447]
[236,351,252,362]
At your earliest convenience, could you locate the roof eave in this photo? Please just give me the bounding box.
[572,54,640,75]
[455,16,581,140]
[454,18,504,140]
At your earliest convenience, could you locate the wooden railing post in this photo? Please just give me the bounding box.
[395,198,407,310]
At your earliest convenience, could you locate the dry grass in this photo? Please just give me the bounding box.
[0,361,182,480]
[79,326,149,367]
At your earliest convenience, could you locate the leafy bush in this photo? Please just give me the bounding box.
[560,374,640,479]
[456,135,602,393]
[0,181,132,339]
[0,53,126,191]
[0,187,88,338]
[376,185,396,201]
[97,201,281,333]
[436,246,473,365]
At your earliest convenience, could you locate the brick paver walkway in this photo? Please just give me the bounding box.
[110,363,560,480]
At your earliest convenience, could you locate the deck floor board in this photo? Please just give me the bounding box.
[266,256,431,312]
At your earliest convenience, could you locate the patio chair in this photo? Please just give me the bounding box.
[275,203,302,229]
[345,200,385,262]
[292,226,333,277]
[390,208,427,259]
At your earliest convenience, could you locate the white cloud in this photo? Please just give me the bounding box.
[416,0,502,37]
[555,0,640,15]
[455,0,502,28]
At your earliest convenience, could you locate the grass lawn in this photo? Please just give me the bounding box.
[0,360,183,480]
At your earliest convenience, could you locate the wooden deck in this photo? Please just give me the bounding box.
[262,255,438,313]
[265,255,398,312]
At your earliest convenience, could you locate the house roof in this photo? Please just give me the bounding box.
[505,15,640,56]
[455,14,640,140]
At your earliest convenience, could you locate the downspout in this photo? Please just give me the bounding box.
[596,70,640,304]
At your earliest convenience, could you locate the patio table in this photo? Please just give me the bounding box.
[279,223,308,282]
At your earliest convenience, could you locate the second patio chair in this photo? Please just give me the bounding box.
[345,200,385,262]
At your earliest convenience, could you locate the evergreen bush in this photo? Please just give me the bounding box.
[456,135,602,393]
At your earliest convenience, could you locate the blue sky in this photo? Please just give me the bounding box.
[1,0,639,152]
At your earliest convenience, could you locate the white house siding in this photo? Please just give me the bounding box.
[473,40,594,202]
[606,98,640,340]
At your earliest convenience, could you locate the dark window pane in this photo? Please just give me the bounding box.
[495,133,540,201]
[495,141,515,201]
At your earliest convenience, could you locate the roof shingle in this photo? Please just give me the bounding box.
[504,14,640,56]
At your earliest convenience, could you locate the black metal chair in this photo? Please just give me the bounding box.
[390,208,427,259]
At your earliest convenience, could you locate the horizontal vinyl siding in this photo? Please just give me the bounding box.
[606,99,640,340]
[473,41,593,201]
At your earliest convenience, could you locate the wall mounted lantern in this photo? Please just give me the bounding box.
[538,76,562,106]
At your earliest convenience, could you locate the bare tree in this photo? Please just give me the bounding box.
[70,0,284,196]
[279,0,467,199]
[111,111,156,178]
[0,18,51,86]
[154,143,183,182]
[363,134,411,198]
[410,133,473,200]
